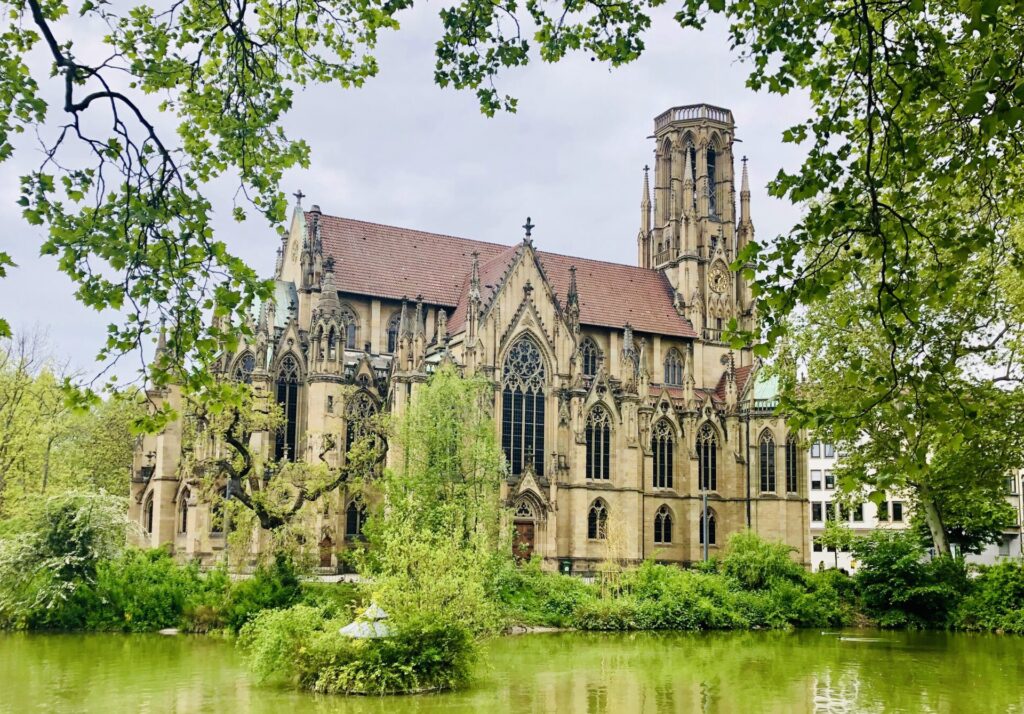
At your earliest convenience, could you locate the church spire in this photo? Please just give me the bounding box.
[566,265,580,334]
[639,166,652,268]
[739,155,752,227]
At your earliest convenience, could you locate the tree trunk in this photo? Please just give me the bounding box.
[919,490,951,557]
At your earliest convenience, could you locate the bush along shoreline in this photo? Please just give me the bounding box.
[3,494,1024,696]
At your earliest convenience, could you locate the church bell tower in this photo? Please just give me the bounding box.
[638,104,754,337]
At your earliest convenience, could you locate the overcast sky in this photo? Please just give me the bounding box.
[0,5,808,381]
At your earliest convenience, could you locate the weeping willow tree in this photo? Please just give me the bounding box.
[360,364,509,634]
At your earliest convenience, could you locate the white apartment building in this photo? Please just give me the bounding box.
[808,443,1024,570]
[807,440,908,572]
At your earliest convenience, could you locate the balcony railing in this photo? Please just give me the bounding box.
[655,104,734,132]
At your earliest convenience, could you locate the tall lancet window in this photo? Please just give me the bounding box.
[339,305,358,349]
[697,423,718,491]
[275,355,300,461]
[502,336,546,476]
[760,430,777,493]
[234,352,255,383]
[785,436,799,493]
[386,313,401,353]
[707,147,718,218]
[664,349,684,387]
[652,420,675,489]
[585,406,612,480]
[346,392,378,457]
[580,337,600,379]
[688,143,698,212]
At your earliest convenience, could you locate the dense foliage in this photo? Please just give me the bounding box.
[495,533,851,632]
[0,501,354,633]
[0,335,141,517]
[240,605,476,695]
[359,365,508,638]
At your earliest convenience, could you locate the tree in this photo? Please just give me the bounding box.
[0,332,140,517]
[781,262,1024,556]
[6,0,1023,411]
[179,381,387,532]
[361,364,508,634]
[0,492,132,624]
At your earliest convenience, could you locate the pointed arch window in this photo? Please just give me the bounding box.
[580,338,600,379]
[275,355,300,462]
[588,499,608,540]
[386,313,401,353]
[697,423,718,491]
[233,352,256,384]
[345,498,367,539]
[654,505,673,544]
[785,436,799,493]
[327,327,338,360]
[651,420,675,489]
[339,305,358,349]
[501,337,546,476]
[346,392,378,457]
[143,493,154,534]
[664,349,684,387]
[760,431,777,493]
[707,146,718,218]
[210,487,228,534]
[178,489,190,534]
[688,142,698,212]
[585,406,612,480]
[699,510,717,545]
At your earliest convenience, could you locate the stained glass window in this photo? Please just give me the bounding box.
[586,406,612,480]
[697,423,718,491]
[588,500,608,540]
[652,420,675,489]
[501,337,546,476]
[275,355,300,461]
[760,431,777,493]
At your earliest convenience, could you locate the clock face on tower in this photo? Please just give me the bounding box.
[709,261,729,293]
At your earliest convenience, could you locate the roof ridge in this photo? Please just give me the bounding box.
[306,212,511,251]
[307,212,669,277]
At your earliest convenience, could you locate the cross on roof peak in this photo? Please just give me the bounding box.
[293,189,305,206]
[522,216,535,241]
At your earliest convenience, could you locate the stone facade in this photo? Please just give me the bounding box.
[130,104,810,571]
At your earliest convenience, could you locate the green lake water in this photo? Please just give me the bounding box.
[2,630,1023,713]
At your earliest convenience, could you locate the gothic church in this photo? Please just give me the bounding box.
[130,105,810,570]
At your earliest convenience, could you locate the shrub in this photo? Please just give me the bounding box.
[490,557,598,627]
[854,530,966,628]
[299,621,476,695]
[239,604,329,683]
[240,604,476,695]
[300,581,362,620]
[953,561,1024,633]
[221,552,303,633]
[77,549,216,632]
[0,493,130,628]
[720,531,806,590]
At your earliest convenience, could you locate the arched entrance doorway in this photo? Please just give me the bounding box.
[512,497,540,562]
[319,533,334,569]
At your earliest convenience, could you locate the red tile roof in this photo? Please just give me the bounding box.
[311,213,697,338]
[713,364,754,401]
